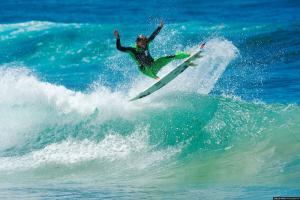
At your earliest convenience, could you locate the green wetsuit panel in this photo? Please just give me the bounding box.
[139,52,190,79]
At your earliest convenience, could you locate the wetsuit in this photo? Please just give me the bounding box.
[116,26,190,79]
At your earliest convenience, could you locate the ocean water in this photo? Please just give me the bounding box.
[0,0,300,199]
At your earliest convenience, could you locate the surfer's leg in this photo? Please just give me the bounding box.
[151,56,176,74]
[174,52,190,59]
[151,53,190,74]
[139,65,159,79]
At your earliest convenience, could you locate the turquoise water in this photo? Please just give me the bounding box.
[0,0,300,199]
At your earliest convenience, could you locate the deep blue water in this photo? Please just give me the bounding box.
[1,0,299,24]
[0,0,300,199]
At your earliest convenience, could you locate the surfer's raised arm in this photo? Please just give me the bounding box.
[148,20,164,42]
[114,30,135,52]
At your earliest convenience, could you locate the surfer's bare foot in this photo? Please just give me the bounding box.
[155,77,161,81]
[200,43,205,49]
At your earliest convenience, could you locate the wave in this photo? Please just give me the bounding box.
[1,90,299,186]
[1,21,299,187]
[1,65,300,186]
[0,35,237,150]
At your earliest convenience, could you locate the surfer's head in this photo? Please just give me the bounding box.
[136,34,148,49]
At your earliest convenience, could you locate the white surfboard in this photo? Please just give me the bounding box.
[130,46,204,101]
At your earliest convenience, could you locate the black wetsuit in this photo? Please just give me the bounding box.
[116,26,162,67]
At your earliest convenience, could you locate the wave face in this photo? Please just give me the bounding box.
[1,67,300,182]
[0,2,300,198]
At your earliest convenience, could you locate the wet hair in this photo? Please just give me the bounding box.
[136,34,148,43]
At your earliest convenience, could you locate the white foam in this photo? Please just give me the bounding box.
[0,66,179,169]
[0,66,162,150]
[0,128,180,171]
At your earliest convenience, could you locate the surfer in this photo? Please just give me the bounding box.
[114,20,190,80]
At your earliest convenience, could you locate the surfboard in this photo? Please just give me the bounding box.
[130,45,204,101]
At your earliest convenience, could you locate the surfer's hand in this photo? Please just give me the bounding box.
[155,77,161,81]
[159,20,164,28]
[114,30,120,39]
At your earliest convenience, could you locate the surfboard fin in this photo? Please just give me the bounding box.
[189,54,202,62]
[188,62,197,67]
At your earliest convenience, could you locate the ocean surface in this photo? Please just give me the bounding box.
[0,0,300,199]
